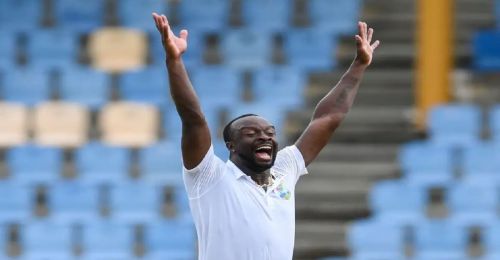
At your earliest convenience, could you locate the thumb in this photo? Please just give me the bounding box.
[180,29,189,41]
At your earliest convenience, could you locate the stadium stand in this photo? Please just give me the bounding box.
[7,144,63,184]
[347,220,405,259]
[59,66,111,110]
[473,30,500,71]
[119,67,169,106]
[241,0,290,33]
[2,67,51,106]
[75,141,131,184]
[21,221,74,259]
[33,101,90,147]
[0,102,29,147]
[221,29,273,69]
[99,101,160,147]
[88,28,148,73]
[10,0,500,259]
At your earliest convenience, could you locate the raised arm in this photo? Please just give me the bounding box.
[295,22,380,166]
[152,13,211,169]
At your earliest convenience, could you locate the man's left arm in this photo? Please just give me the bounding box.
[295,22,380,166]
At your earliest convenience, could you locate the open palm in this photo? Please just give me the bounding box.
[152,13,188,60]
[355,22,380,66]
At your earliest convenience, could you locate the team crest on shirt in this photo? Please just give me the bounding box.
[274,182,291,200]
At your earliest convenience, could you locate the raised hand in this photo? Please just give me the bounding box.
[354,21,380,66]
[152,13,188,60]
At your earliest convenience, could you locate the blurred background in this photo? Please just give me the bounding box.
[0,0,499,259]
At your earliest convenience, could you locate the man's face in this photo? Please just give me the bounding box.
[229,116,279,171]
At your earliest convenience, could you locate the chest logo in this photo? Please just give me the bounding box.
[274,182,291,200]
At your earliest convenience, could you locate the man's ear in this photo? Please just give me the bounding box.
[225,141,235,152]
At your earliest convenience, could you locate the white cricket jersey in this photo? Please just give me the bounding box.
[182,145,308,260]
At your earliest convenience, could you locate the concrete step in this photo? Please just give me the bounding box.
[294,221,349,259]
[312,144,401,162]
[306,85,414,107]
[309,69,413,87]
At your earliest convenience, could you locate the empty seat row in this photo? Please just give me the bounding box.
[0,65,306,108]
[0,180,189,225]
[347,218,500,260]
[370,180,500,227]
[0,219,195,259]
[0,141,186,185]
[0,101,159,148]
[1,26,340,72]
[399,140,500,187]
[0,0,360,35]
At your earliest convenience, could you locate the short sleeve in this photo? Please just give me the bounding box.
[182,145,226,198]
[273,145,308,184]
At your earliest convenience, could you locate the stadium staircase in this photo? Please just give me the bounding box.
[287,0,495,259]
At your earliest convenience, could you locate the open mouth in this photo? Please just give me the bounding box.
[255,144,273,162]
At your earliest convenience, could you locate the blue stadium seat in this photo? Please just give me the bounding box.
[48,180,100,225]
[0,0,42,30]
[75,142,131,184]
[162,107,183,141]
[252,66,306,108]
[348,220,405,259]
[413,220,468,259]
[178,0,229,32]
[213,139,229,160]
[0,225,7,259]
[59,66,110,110]
[191,66,243,107]
[143,219,196,260]
[82,221,133,259]
[7,144,63,184]
[149,28,204,67]
[447,182,497,227]
[473,30,500,71]
[309,0,360,35]
[461,142,500,184]
[109,181,161,223]
[0,181,32,223]
[139,140,183,185]
[241,0,290,32]
[2,67,51,105]
[118,0,169,32]
[173,185,190,216]
[483,221,500,259]
[119,67,169,106]
[0,32,16,67]
[489,104,500,143]
[221,29,272,69]
[369,181,426,226]
[428,104,482,147]
[21,221,73,259]
[284,28,336,71]
[496,0,500,28]
[398,141,454,187]
[54,0,104,32]
[27,29,78,69]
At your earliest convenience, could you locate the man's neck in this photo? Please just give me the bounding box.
[230,158,272,186]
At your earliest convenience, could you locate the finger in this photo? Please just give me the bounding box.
[179,29,189,41]
[367,27,373,43]
[360,22,367,40]
[371,40,380,50]
[357,22,364,39]
[355,35,362,47]
[152,13,162,31]
[363,22,368,40]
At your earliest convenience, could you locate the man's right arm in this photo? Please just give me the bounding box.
[153,13,211,170]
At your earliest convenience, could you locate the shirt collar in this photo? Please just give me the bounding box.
[226,160,248,180]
